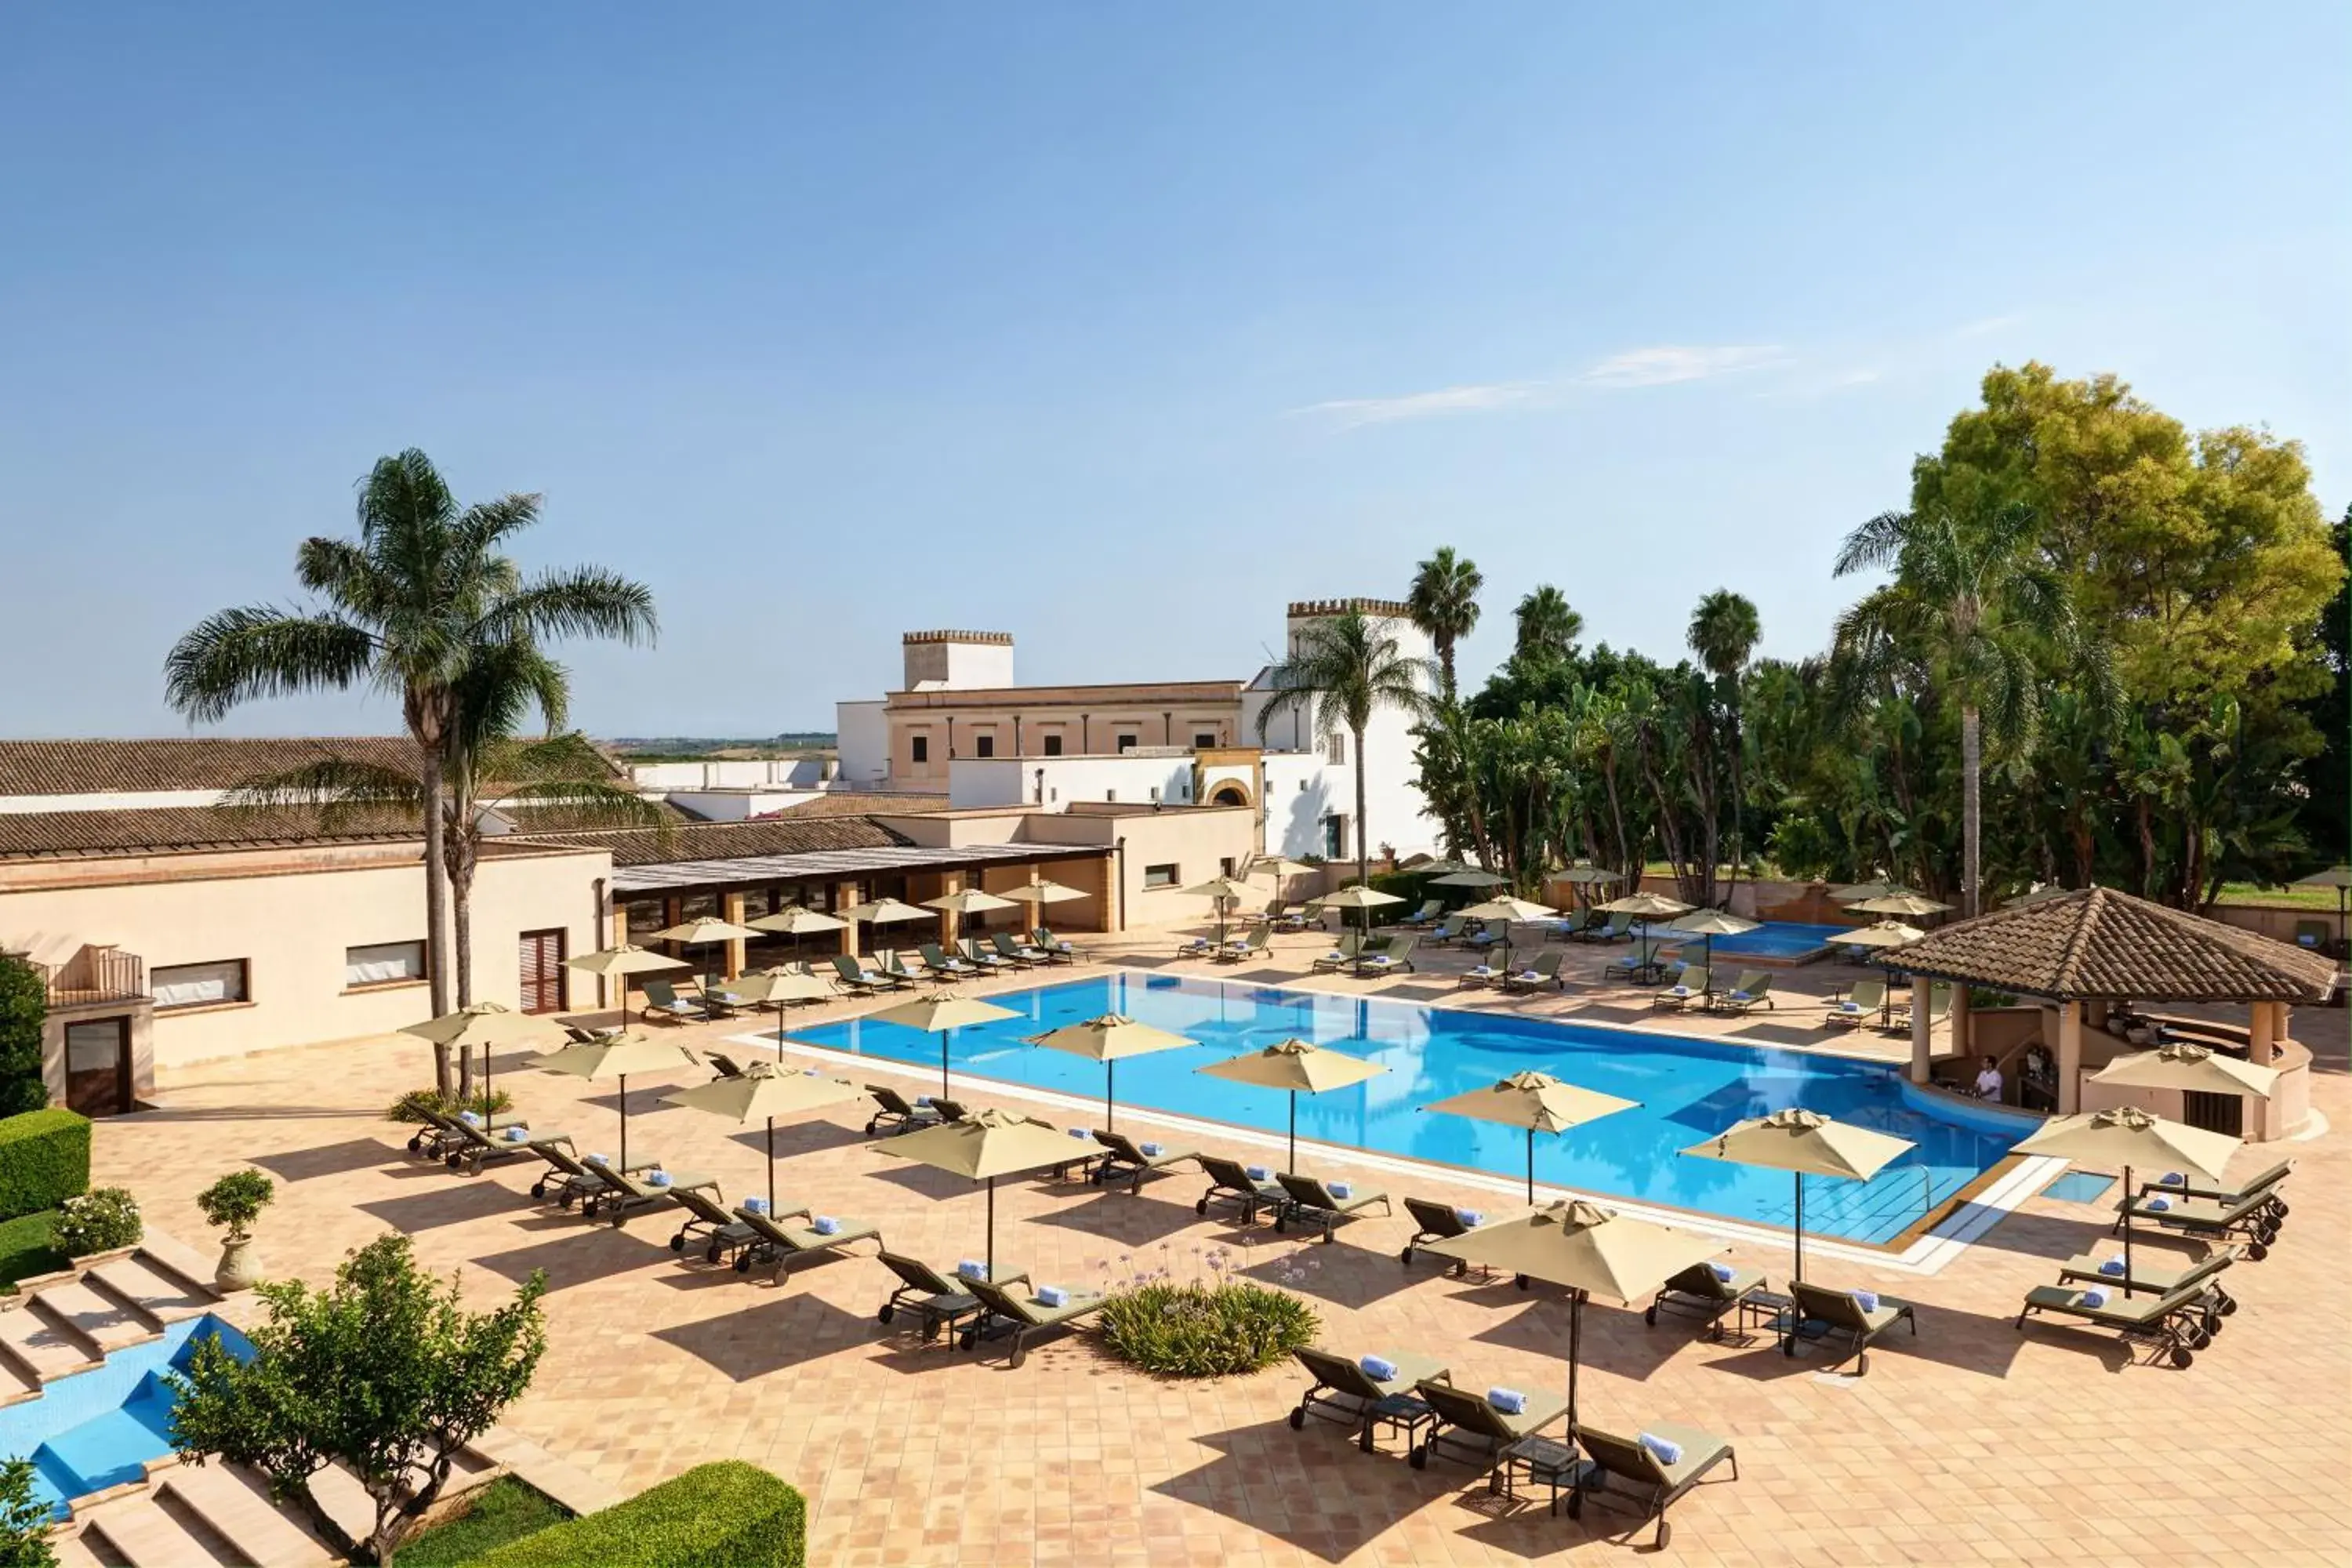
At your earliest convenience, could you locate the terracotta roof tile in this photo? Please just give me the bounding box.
[1893,886,2337,1002]
[0,804,423,860]
[0,737,425,797]
[518,815,910,868]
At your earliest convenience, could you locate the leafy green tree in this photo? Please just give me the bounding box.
[1258,611,1431,923]
[1405,546,1483,703]
[1687,590,1762,903]
[168,1233,548,1566]
[0,1457,56,1568]
[0,958,48,1118]
[165,451,656,1089]
[2296,506,2349,866]
[1834,495,2105,916]
[1512,585,1583,662]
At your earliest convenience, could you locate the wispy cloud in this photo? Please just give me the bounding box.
[1290,382,1539,428]
[1579,345,1790,388]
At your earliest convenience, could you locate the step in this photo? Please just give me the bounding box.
[0,1304,104,1382]
[0,1353,41,1407]
[31,1281,161,1355]
[49,1528,113,1568]
[129,1239,223,1305]
[86,1258,213,1327]
[82,1494,239,1568]
[161,1465,335,1568]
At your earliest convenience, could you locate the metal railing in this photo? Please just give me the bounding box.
[23,949,148,1008]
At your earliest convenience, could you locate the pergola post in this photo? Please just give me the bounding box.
[2055,1000,2083,1115]
[1909,993,1933,1084]
[836,882,862,956]
[721,891,747,980]
[940,871,963,949]
[2249,1000,2280,1066]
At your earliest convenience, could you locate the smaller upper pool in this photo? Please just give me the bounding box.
[1661,920,1856,962]
[0,1314,252,1518]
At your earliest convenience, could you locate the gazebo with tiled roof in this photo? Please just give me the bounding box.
[1889,886,2336,1131]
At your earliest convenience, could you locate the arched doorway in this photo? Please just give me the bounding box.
[1209,782,1251,808]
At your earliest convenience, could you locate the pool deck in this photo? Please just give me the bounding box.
[95,921,2352,1566]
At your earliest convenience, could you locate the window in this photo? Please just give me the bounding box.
[1193,731,1217,750]
[1219,857,1236,876]
[1143,863,1179,889]
[1042,734,1064,757]
[345,940,427,989]
[1323,815,1347,858]
[910,735,929,764]
[1325,733,1347,764]
[1105,789,1116,803]
[152,959,249,1011]
[975,734,995,758]
[1298,778,1308,792]
[1116,733,1138,753]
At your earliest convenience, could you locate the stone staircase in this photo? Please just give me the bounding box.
[0,1236,223,1398]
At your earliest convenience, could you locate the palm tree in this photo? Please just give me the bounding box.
[1258,611,1432,929]
[1406,547,1483,701]
[1513,585,1584,662]
[165,450,656,1089]
[1833,497,2103,916]
[1687,590,1762,903]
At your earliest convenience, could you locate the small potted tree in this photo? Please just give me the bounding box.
[196,1169,275,1291]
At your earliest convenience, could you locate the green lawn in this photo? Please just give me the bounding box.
[0,1210,67,1293]
[2214,883,2348,911]
[395,1479,568,1567]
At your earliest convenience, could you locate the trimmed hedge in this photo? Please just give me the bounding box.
[0,1211,66,1290]
[474,1462,805,1568]
[0,957,46,1117]
[0,1109,90,1225]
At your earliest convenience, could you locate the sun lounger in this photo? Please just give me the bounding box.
[1547,910,1592,942]
[1578,912,1634,944]
[2138,1159,2292,1220]
[1824,978,1887,1029]
[961,1276,1106,1367]
[1217,927,1272,964]
[863,1086,946,1136]
[1275,1172,1392,1242]
[441,1118,574,1176]
[1424,916,1468,947]
[829,954,887,996]
[1889,982,1951,1029]
[1650,966,1711,1011]
[2114,1188,2283,1258]
[1498,950,1567,993]
[524,1142,652,1207]
[1287,1345,1453,1453]
[1708,971,1773,1014]
[666,1188,811,1264]
[1409,1379,1570,1472]
[1396,899,1446,928]
[915,942,977,982]
[639,978,710,1025]
[731,1205,882,1280]
[873,951,924,989]
[1645,1260,1766,1341]
[990,931,1049,967]
[579,1161,720,1226]
[405,1105,522,1160]
[1401,1196,1486,1276]
[704,1052,747,1080]
[2056,1245,2241,1314]
[1355,933,1417,977]
[960,938,1015,973]
[1458,956,1506,988]
[1308,934,1364,973]
[1567,1421,1738,1547]
[2013,1276,2223,1367]
[874,1252,1026,1344]
[1174,932,1218,958]
[1030,927,1078,962]
[1089,1129,1201,1193]
[1781,1280,1918,1374]
[1273,901,1327,932]
[1197,1156,1288,1223]
[697,982,746,1017]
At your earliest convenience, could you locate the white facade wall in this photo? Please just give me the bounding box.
[1258,753,1348,859]
[949,754,1197,811]
[835,699,890,786]
[628,759,826,791]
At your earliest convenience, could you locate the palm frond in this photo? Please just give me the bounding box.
[476,567,659,648]
[162,607,379,723]
[1833,510,1912,577]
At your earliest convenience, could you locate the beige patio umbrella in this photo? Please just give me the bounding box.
[746,904,847,965]
[1555,862,1624,911]
[2092,1042,2281,1101]
[402,1002,572,1120]
[1455,895,1560,971]
[649,916,766,992]
[1666,909,1759,989]
[1597,891,1693,974]
[2014,1106,2240,1293]
[1421,1200,1724,1428]
[924,886,1019,947]
[1679,1109,1915,1283]
[1247,855,1318,880]
[727,967,837,1048]
[1001,879,1087,905]
[1830,878,1916,902]
[662,1062,868,1214]
[1415,858,1468,876]
[1828,920,1926,1023]
[1026,1014,1198,1131]
[876,1107,1083,1274]
[1432,868,1508,889]
[1421,1070,1638,1203]
[1321,882,1406,942]
[1181,875,1262,947]
[868,992,1022,1097]
[1849,892,1953,919]
[564,942,690,1019]
[529,1032,702,1171]
[1196,1038,1387,1167]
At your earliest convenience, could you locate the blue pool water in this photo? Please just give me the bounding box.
[1661,921,1855,961]
[0,1314,253,1518]
[790,975,2022,1243]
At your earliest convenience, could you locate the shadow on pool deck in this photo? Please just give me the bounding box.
[1152,1420,1442,1563]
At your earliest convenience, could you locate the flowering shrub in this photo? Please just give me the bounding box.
[1099,1281,1319,1377]
[52,1185,143,1256]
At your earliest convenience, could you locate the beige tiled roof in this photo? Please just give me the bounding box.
[520,815,911,868]
[1893,886,2337,1002]
[0,736,425,797]
[746,792,947,820]
[0,804,423,860]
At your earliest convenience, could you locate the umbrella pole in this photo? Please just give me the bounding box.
[2122,1163,2136,1298]
[618,1073,629,1172]
[942,1035,952,1098]
[1105,1060,1115,1133]
[1526,1127,1536,1206]
[1792,1171,1804,1284]
[766,1117,776,1213]
[1567,1289,1584,1430]
[985,1175,997,1276]
[481,1041,492,1117]
[1288,1091,1298,1172]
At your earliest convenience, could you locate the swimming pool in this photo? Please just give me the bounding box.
[1659,921,1854,962]
[789,974,2018,1244]
[0,1314,254,1518]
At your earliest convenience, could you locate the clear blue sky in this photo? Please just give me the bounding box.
[4,4,2346,739]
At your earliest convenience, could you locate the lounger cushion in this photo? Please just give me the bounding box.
[1006,1289,1104,1326]
[1602,1421,1731,1486]
[1361,1350,1446,1397]
[2023,1284,2176,1326]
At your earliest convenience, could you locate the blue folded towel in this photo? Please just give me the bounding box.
[2080,1287,2108,1308]
[1455,1209,1483,1227]
[645,1170,672,1188]
[2099,1257,2127,1276]
[1358,1354,1399,1381]
[957,1259,987,1279]
[2145,1195,2171,1211]
[812,1215,841,1236]
[742,1197,771,1215]
[1851,1289,1878,1312]
[585,1152,609,1166]
[459,1110,484,1125]
[1036,1285,1069,1308]
[1638,1432,1683,1466]
[1329,1181,1352,1200]
[2160,1172,2184,1185]
[1139,1142,1164,1158]
[1708,1261,1736,1283]
[803,1067,823,1076]
[913,1094,934,1106]
[1487,1387,1526,1415]
[501,1126,529,1142]
[1069,1127,1093,1140]
[1246,1165,1272,1181]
